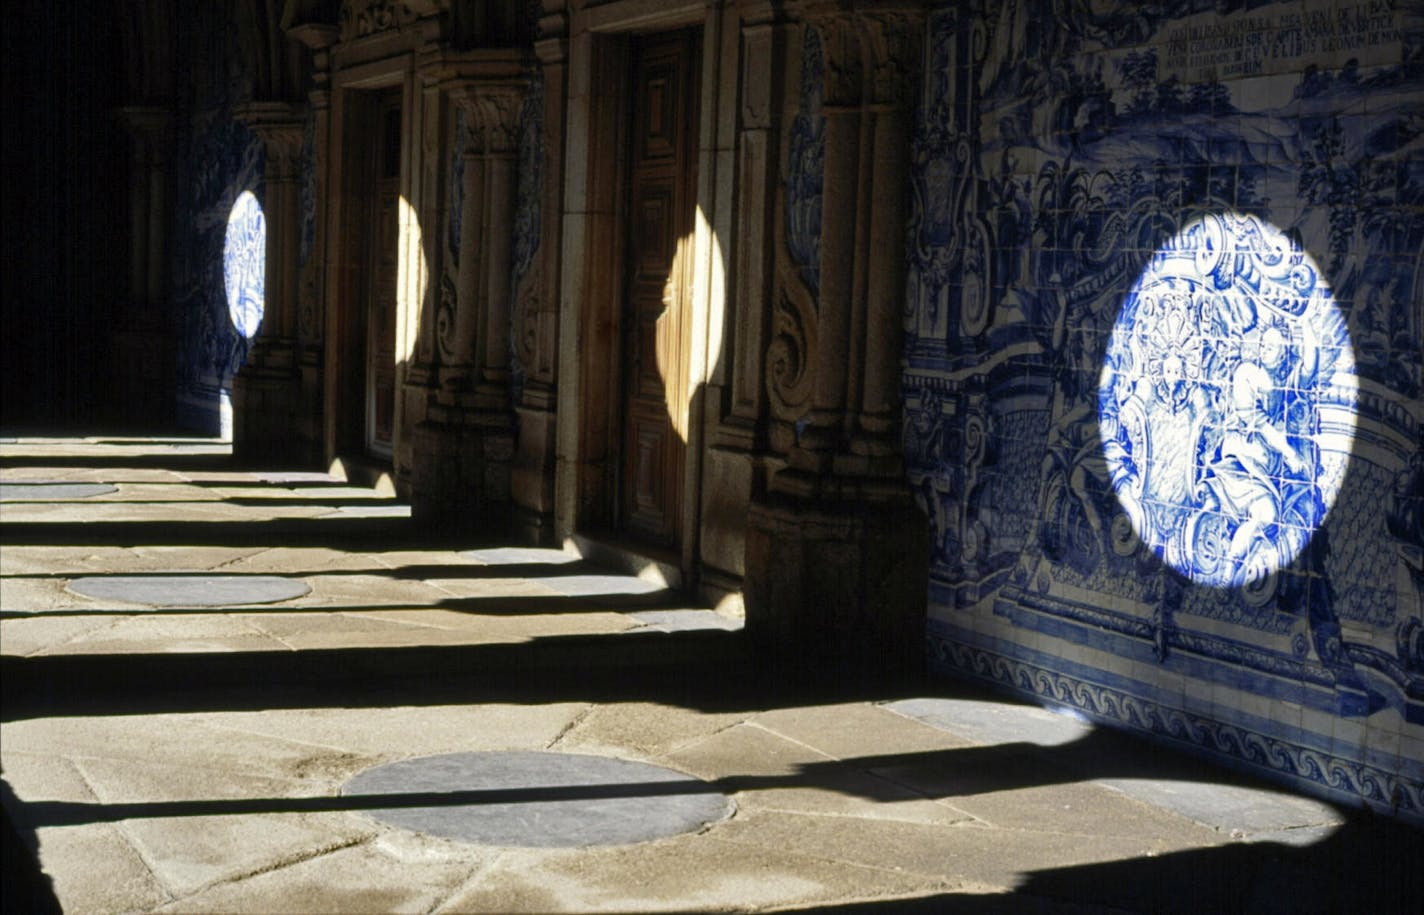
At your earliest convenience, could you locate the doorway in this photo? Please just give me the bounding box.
[360,91,401,460]
[618,28,701,547]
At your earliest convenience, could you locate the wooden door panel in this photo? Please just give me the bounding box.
[619,29,699,547]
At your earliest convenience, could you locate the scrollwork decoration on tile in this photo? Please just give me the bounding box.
[508,70,543,405]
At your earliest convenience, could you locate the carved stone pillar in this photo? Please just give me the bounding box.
[290,22,340,465]
[409,67,526,527]
[851,11,918,463]
[744,4,928,670]
[786,11,860,479]
[510,9,568,542]
[112,106,176,423]
[444,83,520,404]
[231,102,311,465]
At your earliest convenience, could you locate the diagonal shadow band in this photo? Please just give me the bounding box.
[0,518,495,550]
[3,734,1271,829]
[0,561,610,585]
[0,592,690,620]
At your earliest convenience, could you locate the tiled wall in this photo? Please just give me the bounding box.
[901,0,1423,822]
[171,4,265,435]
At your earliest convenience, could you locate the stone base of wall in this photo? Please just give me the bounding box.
[409,418,513,531]
[509,403,557,544]
[745,493,929,671]
[927,618,1424,828]
[111,326,176,427]
[231,344,321,466]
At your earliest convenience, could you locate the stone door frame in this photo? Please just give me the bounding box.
[322,53,419,482]
[555,0,731,575]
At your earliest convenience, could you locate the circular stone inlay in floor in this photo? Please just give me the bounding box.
[66,575,310,607]
[0,482,118,500]
[342,751,734,848]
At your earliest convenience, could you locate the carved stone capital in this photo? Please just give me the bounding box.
[451,83,524,155]
[234,102,307,175]
[115,106,173,161]
[791,0,925,109]
[805,13,861,108]
[115,105,173,136]
[857,10,923,108]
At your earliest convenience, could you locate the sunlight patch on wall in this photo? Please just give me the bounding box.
[223,190,266,339]
[397,195,426,367]
[1098,212,1358,593]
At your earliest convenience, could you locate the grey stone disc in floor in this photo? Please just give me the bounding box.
[342,751,734,848]
[0,482,118,500]
[66,575,310,607]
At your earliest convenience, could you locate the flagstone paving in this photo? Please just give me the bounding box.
[2,436,1419,914]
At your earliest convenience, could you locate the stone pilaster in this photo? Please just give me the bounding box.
[744,3,928,670]
[510,12,568,541]
[290,23,340,464]
[409,63,526,527]
[231,102,312,465]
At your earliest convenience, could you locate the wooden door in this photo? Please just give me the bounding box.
[620,29,701,546]
[364,94,401,458]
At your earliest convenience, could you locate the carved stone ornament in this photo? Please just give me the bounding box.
[808,14,862,108]
[298,262,321,340]
[339,0,418,41]
[766,258,818,421]
[858,11,923,107]
[455,86,524,156]
[436,269,458,359]
[513,275,539,376]
[233,103,307,175]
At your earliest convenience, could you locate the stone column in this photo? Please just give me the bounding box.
[231,102,309,465]
[112,106,176,423]
[786,12,860,479]
[851,11,918,465]
[409,71,525,527]
[744,4,928,670]
[509,9,568,542]
[290,23,340,465]
[449,84,520,409]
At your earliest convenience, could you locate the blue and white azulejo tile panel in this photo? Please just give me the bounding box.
[901,0,1424,823]
[1098,211,1357,591]
[223,190,266,340]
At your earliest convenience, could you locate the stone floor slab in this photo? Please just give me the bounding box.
[0,482,118,500]
[342,751,734,848]
[66,575,310,607]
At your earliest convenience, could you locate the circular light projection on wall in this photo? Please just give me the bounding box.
[1097,212,1358,593]
[223,190,266,339]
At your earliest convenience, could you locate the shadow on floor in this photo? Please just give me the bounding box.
[4,434,1421,912]
[1,774,61,915]
[781,814,1423,914]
